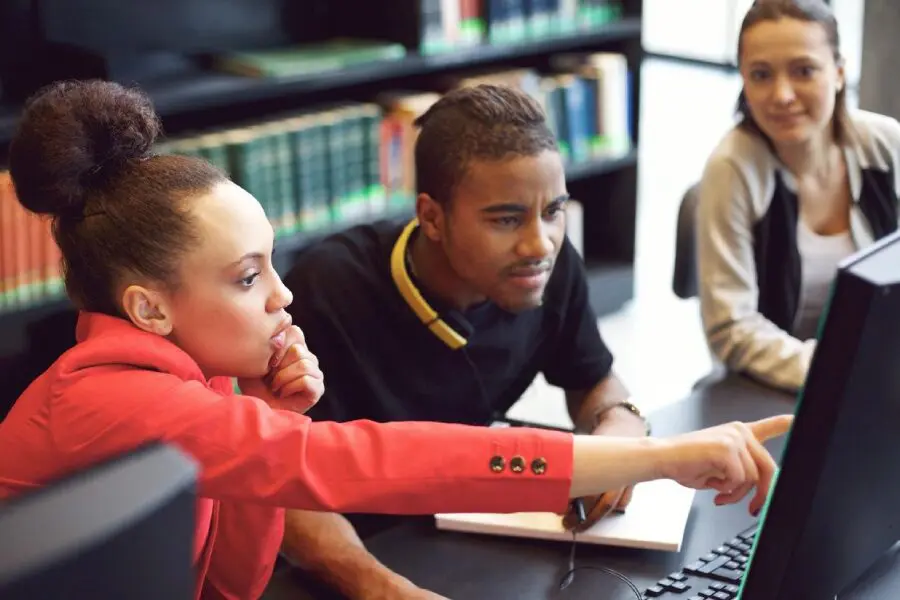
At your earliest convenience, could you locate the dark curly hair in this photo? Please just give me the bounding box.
[8,80,227,315]
[413,84,558,205]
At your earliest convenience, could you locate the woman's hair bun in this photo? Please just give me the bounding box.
[8,79,162,218]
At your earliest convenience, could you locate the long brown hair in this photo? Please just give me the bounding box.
[735,0,850,145]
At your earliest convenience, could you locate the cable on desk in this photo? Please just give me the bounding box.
[558,491,644,599]
[558,532,644,598]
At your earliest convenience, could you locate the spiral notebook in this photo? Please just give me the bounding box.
[434,479,696,552]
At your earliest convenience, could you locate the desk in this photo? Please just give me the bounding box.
[263,374,900,599]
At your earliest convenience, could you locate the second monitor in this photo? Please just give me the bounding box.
[738,228,900,598]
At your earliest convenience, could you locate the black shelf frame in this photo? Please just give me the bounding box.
[0,19,641,147]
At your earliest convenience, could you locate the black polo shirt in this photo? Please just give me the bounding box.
[283,218,614,427]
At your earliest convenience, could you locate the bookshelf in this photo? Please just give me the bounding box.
[0,0,646,416]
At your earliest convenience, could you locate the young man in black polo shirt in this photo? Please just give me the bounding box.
[280,84,651,599]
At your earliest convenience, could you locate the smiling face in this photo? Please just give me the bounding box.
[739,16,845,147]
[158,180,294,378]
[424,149,569,313]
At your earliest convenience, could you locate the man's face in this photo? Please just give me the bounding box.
[434,150,569,313]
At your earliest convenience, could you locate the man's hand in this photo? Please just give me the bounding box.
[563,406,647,532]
[238,325,325,414]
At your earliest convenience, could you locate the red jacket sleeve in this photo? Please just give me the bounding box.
[51,368,574,516]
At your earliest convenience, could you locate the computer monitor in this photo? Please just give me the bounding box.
[738,229,900,599]
[0,442,198,599]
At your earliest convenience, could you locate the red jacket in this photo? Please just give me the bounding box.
[0,312,574,599]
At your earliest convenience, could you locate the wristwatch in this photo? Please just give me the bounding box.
[596,401,652,436]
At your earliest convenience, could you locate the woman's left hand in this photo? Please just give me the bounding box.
[238,326,325,414]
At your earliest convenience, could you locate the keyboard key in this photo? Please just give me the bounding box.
[713,592,732,600]
[696,555,731,575]
[658,578,675,587]
[725,549,741,558]
[710,583,725,590]
[688,596,704,600]
[725,561,741,570]
[671,581,691,593]
[709,567,743,584]
[644,585,665,597]
[698,591,715,598]
[684,561,706,573]
[669,572,688,582]
[724,584,740,594]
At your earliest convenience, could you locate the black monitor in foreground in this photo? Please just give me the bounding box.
[0,442,198,599]
[739,229,900,599]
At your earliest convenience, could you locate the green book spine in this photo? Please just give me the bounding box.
[292,120,313,232]
[285,117,308,233]
[460,17,486,45]
[312,119,333,229]
[254,126,280,230]
[508,0,527,41]
[324,111,349,224]
[297,117,331,231]
[344,107,369,222]
[225,129,267,217]
[265,123,298,237]
[548,83,570,162]
[360,105,386,216]
[197,133,231,176]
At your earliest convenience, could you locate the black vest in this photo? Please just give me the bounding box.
[753,169,899,332]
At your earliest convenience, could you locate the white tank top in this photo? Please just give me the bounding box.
[793,219,857,340]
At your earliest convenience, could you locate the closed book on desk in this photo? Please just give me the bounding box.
[435,478,696,551]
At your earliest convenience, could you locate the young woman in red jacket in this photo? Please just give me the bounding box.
[0,80,791,600]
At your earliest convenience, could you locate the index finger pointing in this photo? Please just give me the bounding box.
[748,414,794,442]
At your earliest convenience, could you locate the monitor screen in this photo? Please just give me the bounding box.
[0,442,198,599]
[739,229,900,599]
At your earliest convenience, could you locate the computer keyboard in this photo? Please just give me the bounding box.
[642,523,757,599]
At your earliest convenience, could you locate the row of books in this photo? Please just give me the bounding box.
[420,0,625,53]
[482,52,632,163]
[166,50,632,240]
[0,173,63,311]
[0,50,632,313]
[212,0,627,79]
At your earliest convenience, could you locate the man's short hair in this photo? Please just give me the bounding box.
[413,84,558,205]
